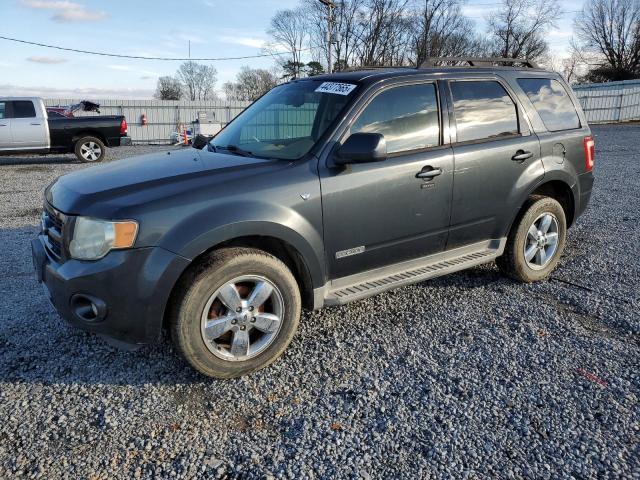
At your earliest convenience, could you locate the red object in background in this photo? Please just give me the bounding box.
[141,113,147,126]
[120,118,128,135]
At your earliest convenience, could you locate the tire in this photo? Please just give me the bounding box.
[496,195,567,283]
[169,247,301,378]
[74,136,106,162]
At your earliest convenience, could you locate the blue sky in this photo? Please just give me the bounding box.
[0,0,584,99]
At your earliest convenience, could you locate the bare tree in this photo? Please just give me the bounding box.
[223,67,280,101]
[410,0,488,65]
[353,0,412,66]
[487,0,560,60]
[574,0,640,81]
[154,76,182,100]
[267,7,308,78]
[177,61,218,101]
[302,0,364,71]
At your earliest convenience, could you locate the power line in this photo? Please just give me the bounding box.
[0,35,311,61]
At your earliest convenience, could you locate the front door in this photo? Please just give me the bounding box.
[320,82,454,279]
[444,78,544,249]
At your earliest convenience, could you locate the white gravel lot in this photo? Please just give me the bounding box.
[0,129,638,479]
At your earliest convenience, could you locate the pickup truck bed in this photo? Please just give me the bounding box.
[0,97,131,162]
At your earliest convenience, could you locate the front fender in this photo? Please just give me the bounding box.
[159,199,326,288]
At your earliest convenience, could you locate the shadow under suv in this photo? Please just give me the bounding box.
[32,58,595,378]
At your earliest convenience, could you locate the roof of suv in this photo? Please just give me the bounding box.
[301,66,550,86]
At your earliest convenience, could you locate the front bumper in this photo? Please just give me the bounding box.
[31,235,190,346]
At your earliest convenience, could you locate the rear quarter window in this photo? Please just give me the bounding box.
[517,78,581,131]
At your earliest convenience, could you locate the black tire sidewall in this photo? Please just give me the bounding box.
[74,136,105,163]
[172,249,301,378]
[511,197,567,282]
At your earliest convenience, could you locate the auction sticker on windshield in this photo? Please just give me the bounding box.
[315,82,357,96]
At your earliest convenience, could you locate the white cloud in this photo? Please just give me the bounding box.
[0,83,155,99]
[107,64,159,77]
[27,56,67,64]
[21,0,107,22]
[218,35,266,49]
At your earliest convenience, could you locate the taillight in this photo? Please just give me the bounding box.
[583,135,595,172]
[120,118,128,135]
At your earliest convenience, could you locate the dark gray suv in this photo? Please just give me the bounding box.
[31,58,595,378]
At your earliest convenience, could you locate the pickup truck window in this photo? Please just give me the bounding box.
[0,102,5,119]
[10,100,37,119]
[450,80,519,143]
[211,81,355,161]
[351,83,440,154]
[517,78,581,131]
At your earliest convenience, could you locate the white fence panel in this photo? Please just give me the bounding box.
[573,80,640,124]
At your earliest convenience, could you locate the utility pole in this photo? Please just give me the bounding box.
[318,0,335,74]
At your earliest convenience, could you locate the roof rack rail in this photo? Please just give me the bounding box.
[341,65,412,72]
[421,57,539,69]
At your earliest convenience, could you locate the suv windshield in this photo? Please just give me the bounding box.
[210,80,357,160]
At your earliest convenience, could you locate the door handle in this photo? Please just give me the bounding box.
[30,123,41,126]
[0,124,6,127]
[416,167,443,179]
[512,150,533,162]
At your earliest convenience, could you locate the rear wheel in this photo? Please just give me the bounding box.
[169,247,301,378]
[497,195,567,282]
[74,136,105,162]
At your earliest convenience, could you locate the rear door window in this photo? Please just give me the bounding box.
[0,102,6,119]
[450,80,519,143]
[10,101,37,118]
[351,83,440,154]
[517,78,581,131]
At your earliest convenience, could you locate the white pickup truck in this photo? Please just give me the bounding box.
[0,97,131,162]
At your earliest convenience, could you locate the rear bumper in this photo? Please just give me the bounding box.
[107,136,132,147]
[575,171,594,220]
[31,236,190,346]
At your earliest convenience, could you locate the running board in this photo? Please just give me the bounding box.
[324,239,506,306]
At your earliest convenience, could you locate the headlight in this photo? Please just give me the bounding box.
[69,217,138,260]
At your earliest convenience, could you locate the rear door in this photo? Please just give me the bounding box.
[320,81,454,279]
[0,101,11,149]
[445,77,544,249]
[8,100,48,149]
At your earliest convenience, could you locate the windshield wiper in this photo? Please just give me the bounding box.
[215,144,255,157]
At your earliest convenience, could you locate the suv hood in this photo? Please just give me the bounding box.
[46,149,282,216]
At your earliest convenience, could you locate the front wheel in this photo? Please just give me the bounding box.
[74,136,105,162]
[496,195,567,282]
[169,247,301,378]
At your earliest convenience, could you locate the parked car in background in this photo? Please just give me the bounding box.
[0,97,131,162]
[32,58,594,378]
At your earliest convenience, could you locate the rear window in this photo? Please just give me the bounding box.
[11,101,36,119]
[0,102,5,119]
[517,78,581,131]
[450,80,519,143]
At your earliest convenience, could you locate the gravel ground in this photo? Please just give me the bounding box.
[0,129,638,479]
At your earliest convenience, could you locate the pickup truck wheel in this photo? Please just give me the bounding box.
[496,195,567,283]
[75,136,105,162]
[169,247,301,378]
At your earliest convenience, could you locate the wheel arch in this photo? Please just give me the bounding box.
[506,177,577,238]
[72,130,107,147]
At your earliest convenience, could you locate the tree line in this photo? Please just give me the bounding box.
[156,0,640,101]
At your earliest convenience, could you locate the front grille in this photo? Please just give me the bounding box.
[42,203,67,261]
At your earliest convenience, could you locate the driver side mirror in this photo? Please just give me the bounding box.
[335,133,387,165]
